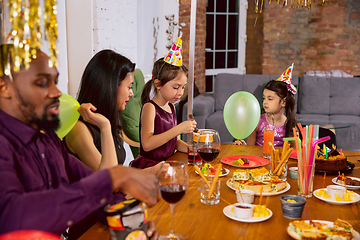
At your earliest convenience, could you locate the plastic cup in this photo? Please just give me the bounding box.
[200,178,220,205]
[298,164,314,198]
[270,156,288,181]
[263,126,274,159]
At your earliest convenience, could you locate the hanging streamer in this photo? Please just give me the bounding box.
[255,0,327,13]
[0,0,58,78]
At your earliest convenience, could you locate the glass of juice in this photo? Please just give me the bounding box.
[187,142,202,166]
[263,126,274,159]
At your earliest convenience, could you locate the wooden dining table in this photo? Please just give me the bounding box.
[79,144,360,240]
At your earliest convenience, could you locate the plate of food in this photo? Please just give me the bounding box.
[227,179,290,196]
[195,164,230,177]
[332,176,360,190]
[223,205,272,223]
[287,219,359,240]
[289,149,297,159]
[313,188,360,205]
[221,155,269,168]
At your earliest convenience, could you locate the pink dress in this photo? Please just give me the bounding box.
[255,114,286,147]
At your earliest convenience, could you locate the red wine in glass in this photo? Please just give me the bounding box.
[160,184,187,204]
[188,152,202,165]
[197,147,220,162]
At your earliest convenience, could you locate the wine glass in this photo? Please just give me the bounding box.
[196,129,221,180]
[158,161,188,240]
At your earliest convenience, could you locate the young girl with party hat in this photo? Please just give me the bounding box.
[234,64,297,146]
[130,36,197,169]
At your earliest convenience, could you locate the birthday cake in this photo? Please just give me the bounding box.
[315,149,347,172]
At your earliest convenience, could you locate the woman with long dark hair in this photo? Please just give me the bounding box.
[64,49,135,170]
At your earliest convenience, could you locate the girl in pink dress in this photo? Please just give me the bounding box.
[234,65,297,147]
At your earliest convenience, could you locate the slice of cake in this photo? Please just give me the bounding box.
[315,148,347,172]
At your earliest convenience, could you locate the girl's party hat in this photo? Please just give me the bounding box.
[276,63,297,94]
[164,35,182,66]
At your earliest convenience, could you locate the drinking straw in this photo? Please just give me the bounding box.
[297,123,305,140]
[289,129,305,194]
[259,185,263,205]
[219,197,232,205]
[238,186,245,203]
[309,136,331,166]
[306,136,331,184]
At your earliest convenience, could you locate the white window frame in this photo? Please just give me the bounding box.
[205,0,248,82]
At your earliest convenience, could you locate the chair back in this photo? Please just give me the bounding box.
[121,68,145,158]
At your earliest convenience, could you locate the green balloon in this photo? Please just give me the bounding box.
[223,91,261,140]
[55,92,80,139]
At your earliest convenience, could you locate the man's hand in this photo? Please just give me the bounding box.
[148,221,159,240]
[109,166,161,207]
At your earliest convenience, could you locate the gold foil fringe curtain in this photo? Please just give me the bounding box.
[255,0,327,13]
[0,0,58,78]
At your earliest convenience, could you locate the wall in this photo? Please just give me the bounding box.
[245,1,264,74]
[182,0,360,92]
[262,0,360,76]
[179,0,207,93]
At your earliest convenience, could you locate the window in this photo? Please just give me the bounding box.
[205,0,247,92]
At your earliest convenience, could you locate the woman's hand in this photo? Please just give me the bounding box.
[78,103,110,130]
[233,139,247,145]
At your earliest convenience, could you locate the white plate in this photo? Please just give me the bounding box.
[223,205,272,223]
[226,179,291,196]
[195,167,230,177]
[287,220,360,240]
[313,188,360,205]
[332,177,360,190]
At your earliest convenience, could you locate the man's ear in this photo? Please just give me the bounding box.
[0,77,12,99]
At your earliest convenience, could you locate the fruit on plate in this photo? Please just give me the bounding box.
[253,205,270,217]
[201,164,223,175]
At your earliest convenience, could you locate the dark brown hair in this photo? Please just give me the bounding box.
[141,57,188,105]
[264,80,297,137]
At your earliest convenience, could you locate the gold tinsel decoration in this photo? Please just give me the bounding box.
[255,0,327,13]
[0,0,58,78]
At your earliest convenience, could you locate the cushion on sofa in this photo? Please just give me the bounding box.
[330,77,360,116]
[298,76,331,115]
[214,74,299,112]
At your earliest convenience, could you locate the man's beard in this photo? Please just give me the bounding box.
[33,114,60,132]
[17,94,60,132]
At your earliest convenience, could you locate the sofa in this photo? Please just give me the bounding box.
[182,74,360,151]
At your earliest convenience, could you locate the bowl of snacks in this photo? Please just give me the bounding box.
[280,195,306,219]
